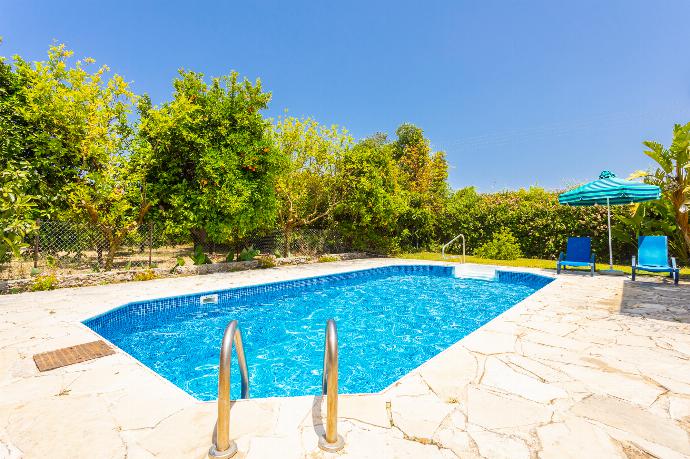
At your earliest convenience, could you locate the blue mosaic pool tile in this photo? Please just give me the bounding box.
[496,270,553,289]
[84,264,550,336]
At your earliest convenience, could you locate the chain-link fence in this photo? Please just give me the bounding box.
[0,221,352,280]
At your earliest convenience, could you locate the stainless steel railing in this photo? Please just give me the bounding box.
[442,233,466,262]
[209,320,250,459]
[318,319,344,452]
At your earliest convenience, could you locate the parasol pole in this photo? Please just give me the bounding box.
[607,197,613,270]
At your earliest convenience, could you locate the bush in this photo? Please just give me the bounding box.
[439,187,627,261]
[474,228,523,260]
[318,255,340,263]
[257,254,277,268]
[190,246,212,265]
[225,251,234,263]
[238,246,260,262]
[133,270,157,281]
[30,274,58,291]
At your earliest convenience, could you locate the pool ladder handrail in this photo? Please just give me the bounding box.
[209,319,250,459]
[319,319,345,452]
[442,233,466,262]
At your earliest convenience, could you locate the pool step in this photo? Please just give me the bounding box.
[453,265,497,281]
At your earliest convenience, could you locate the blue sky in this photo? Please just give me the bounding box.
[2,0,689,191]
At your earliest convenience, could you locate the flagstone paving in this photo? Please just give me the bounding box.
[1,259,689,458]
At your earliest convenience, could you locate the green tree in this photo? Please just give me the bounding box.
[0,162,37,261]
[391,123,449,249]
[6,45,134,218]
[335,137,404,252]
[632,122,690,261]
[138,70,283,247]
[67,153,153,270]
[3,44,148,270]
[272,117,352,256]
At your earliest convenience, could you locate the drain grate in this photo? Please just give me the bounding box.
[33,340,114,372]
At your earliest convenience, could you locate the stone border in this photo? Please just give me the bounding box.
[0,252,372,294]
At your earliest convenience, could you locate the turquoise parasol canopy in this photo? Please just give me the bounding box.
[558,171,660,206]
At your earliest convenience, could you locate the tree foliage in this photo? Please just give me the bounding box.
[335,136,404,252]
[3,41,689,272]
[474,228,523,260]
[439,187,624,260]
[392,123,449,248]
[0,162,36,260]
[138,70,284,247]
[272,117,352,256]
[631,122,690,261]
[2,44,148,270]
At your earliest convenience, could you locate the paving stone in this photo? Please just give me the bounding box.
[569,395,690,455]
[245,436,302,459]
[462,331,516,355]
[6,394,125,459]
[419,346,478,402]
[434,427,478,457]
[559,363,665,407]
[481,357,568,403]
[668,396,690,422]
[537,417,624,458]
[339,394,390,428]
[2,260,690,458]
[468,427,531,459]
[466,386,553,430]
[390,394,454,441]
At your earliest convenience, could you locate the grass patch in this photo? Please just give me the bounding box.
[398,252,690,278]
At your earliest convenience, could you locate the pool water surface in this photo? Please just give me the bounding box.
[85,266,551,400]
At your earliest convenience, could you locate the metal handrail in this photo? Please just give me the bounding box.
[209,320,249,459]
[318,319,344,452]
[442,233,466,262]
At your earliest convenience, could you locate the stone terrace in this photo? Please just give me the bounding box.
[0,258,689,458]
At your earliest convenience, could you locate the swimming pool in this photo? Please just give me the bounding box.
[85,265,552,400]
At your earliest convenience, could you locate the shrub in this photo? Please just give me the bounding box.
[30,267,41,277]
[474,228,523,260]
[238,246,260,262]
[30,274,58,291]
[225,251,234,263]
[190,246,212,265]
[439,187,625,261]
[318,255,340,263]
[133,270,157,281]
[257,254,277,269]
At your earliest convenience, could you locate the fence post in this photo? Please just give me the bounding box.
[148,221,153,268]
[33,219,40,269]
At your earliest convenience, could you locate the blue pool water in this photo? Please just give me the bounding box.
[85,265,551,400]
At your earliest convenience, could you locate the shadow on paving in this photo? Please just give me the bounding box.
[618,277,690,323]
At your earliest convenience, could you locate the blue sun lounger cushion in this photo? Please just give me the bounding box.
[557,237,596,277]
[632,235,679,285]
